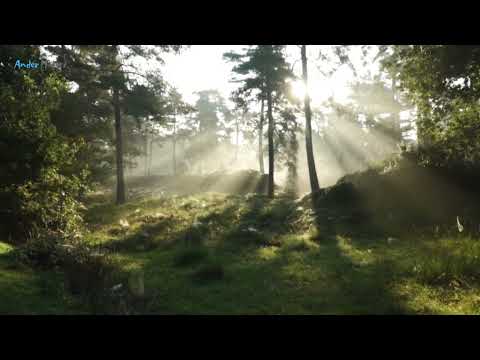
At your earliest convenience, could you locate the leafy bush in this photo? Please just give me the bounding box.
[61,245,119,297]
[12,170,87,241]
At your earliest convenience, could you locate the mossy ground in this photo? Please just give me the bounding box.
[3,172,480,314]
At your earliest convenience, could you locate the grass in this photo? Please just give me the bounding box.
[0,242,86,314]
[76,179,480,314]
[174,247,210,267]
[3,171,480,314]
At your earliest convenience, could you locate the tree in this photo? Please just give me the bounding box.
[0,45,87,242]
[259,98,265,174]
[382,45,480,167]
[300,45,321,194]
[224,46,293,197]
[47,45,185,204]
[163,87,196,176]
[187,89,230,174]
[230,88,265,174]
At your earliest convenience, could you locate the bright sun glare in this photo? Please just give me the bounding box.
[290,76,351,106]
[291,80,308,100]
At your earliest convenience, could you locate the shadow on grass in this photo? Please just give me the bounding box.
[308,193,411,314]
[0,250,84,314]
[84,172,419,314]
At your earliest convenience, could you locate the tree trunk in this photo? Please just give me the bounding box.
[286,127,299,196]
[148,139,153,176]
[301,45,320,194]
[267,88,275,198]
[113,87,126,205]
[391,75,402,144]
[144,131,148,177]
[259,98,265,174]
[172,118,177,176]
[235,115,240,163]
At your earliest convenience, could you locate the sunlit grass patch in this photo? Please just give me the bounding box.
[281,234,319,252]
[78,181,480,314]
[406,236,480,288]
[0,241,13,254]
[257,246,280,261]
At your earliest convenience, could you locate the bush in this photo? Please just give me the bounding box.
[60,243,116,292]
[20,172,85,233]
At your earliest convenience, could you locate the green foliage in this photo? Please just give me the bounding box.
[0,45,91,245]
[224,46,293,98]
[12,170,86,241]
[382,45,480,167]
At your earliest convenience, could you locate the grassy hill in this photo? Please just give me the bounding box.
[3,168,480,314]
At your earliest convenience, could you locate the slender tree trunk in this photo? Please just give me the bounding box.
[286,126,299,196]
[148,139,153,176]
[182,139,187,174]
[144,131,148,177]
[301,45,320,194]
[235,115,240,163]
[172,118,177,176]
[391,75,402,144]
[267,87,275,198]
[259,98,265,174]
[113,87,126,204]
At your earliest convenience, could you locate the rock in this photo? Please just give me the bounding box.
[119,219,130,229]
[154,212,168,219]
[451,279,461,288]
[111,283,123,292]
[457,216,464,233]
[387,237,398,244]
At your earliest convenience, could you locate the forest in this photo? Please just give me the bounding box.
[1,45,480,314]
